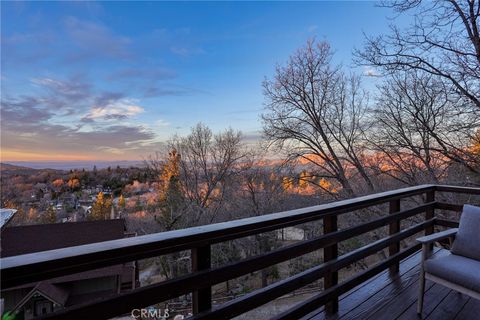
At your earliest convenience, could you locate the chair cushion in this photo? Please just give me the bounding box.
[424,253,480,293]
[451,204,480,261]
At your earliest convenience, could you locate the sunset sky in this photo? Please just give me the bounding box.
[1,1,408,162]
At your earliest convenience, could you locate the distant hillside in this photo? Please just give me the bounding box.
[1,163,37,171]
[3,161,144,171]
[0,163,64,175]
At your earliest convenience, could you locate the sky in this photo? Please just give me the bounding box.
[1,1,409,162]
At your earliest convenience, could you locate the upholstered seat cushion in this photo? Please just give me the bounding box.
[451,204,480,260]
[424,253,480,293]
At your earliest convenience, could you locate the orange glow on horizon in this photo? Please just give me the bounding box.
[0,149,124,162]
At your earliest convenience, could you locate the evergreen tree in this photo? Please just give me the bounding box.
[89,192,112,220]
[156,149,185,230]
[118,194,126,209]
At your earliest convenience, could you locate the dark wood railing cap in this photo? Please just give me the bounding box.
[1,183,479,319]
[1,184,436,271]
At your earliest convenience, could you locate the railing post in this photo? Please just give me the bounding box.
[192,245,211,314]
[425,190,435,236]
[388,199,401,273]
[323,214,338,313]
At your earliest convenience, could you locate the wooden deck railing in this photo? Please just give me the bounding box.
[1,184,479,320]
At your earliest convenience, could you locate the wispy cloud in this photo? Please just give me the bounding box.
[1,74,160,160]
[107,67,177,82]
[94,92,125,107]
[1,97,158,160]
[155,119,170,127]
[64,16,131,60]
[2,30,57,68]
[31,77,91,101]
[1,96,52,125]
[82,99,144,122]
[143,85,198,97]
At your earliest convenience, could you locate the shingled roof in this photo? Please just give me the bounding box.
[13,282,70,311]
[1,219,136,313]
[0,219,126,257]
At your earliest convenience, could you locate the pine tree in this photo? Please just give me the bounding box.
[89,192,112,220]
[117,194,126,217]
[118,194,126,208]
[156,149,185,230]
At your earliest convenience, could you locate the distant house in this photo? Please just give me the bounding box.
[0,209,17,231]
[0,219,138,319]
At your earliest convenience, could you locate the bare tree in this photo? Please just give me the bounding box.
[237,151,299,287]
[357,0,480,109]
[370,70,480,184]
[240,152,291,216]
[262,39,374,197]
[141,124,246,280]
[170,123,246,224]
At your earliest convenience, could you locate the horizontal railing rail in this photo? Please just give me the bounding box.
[1,184,436,289]
[192,221,433,320]
[436,202,463,211]
[1,184,479,320]
[435,185,480,194]
[30,206,436,320]
[435,218,460,228]
[272,243,422,320]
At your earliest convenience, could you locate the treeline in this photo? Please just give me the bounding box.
[262,39,479,197]
[141,0,480,231]
[261,0,480,197]
[130,0,480,285]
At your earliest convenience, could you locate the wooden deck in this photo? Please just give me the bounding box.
[3,185,479,319]
[303,248,480,320]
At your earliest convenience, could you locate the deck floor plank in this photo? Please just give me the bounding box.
[454,297,480,320]
[425,290,470,320]
[304,250,423,320]
[396,282,451,320]
[341,262,425,320]
[297,248,479,320]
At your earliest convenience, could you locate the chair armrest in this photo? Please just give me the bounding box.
[416,228,458,244]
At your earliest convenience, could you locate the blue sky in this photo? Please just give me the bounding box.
[1,1,408,161]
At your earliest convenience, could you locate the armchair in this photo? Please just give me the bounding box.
[417,205,480,315]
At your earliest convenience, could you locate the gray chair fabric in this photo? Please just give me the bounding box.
[424,253,480,293]
[451,204,480,260]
